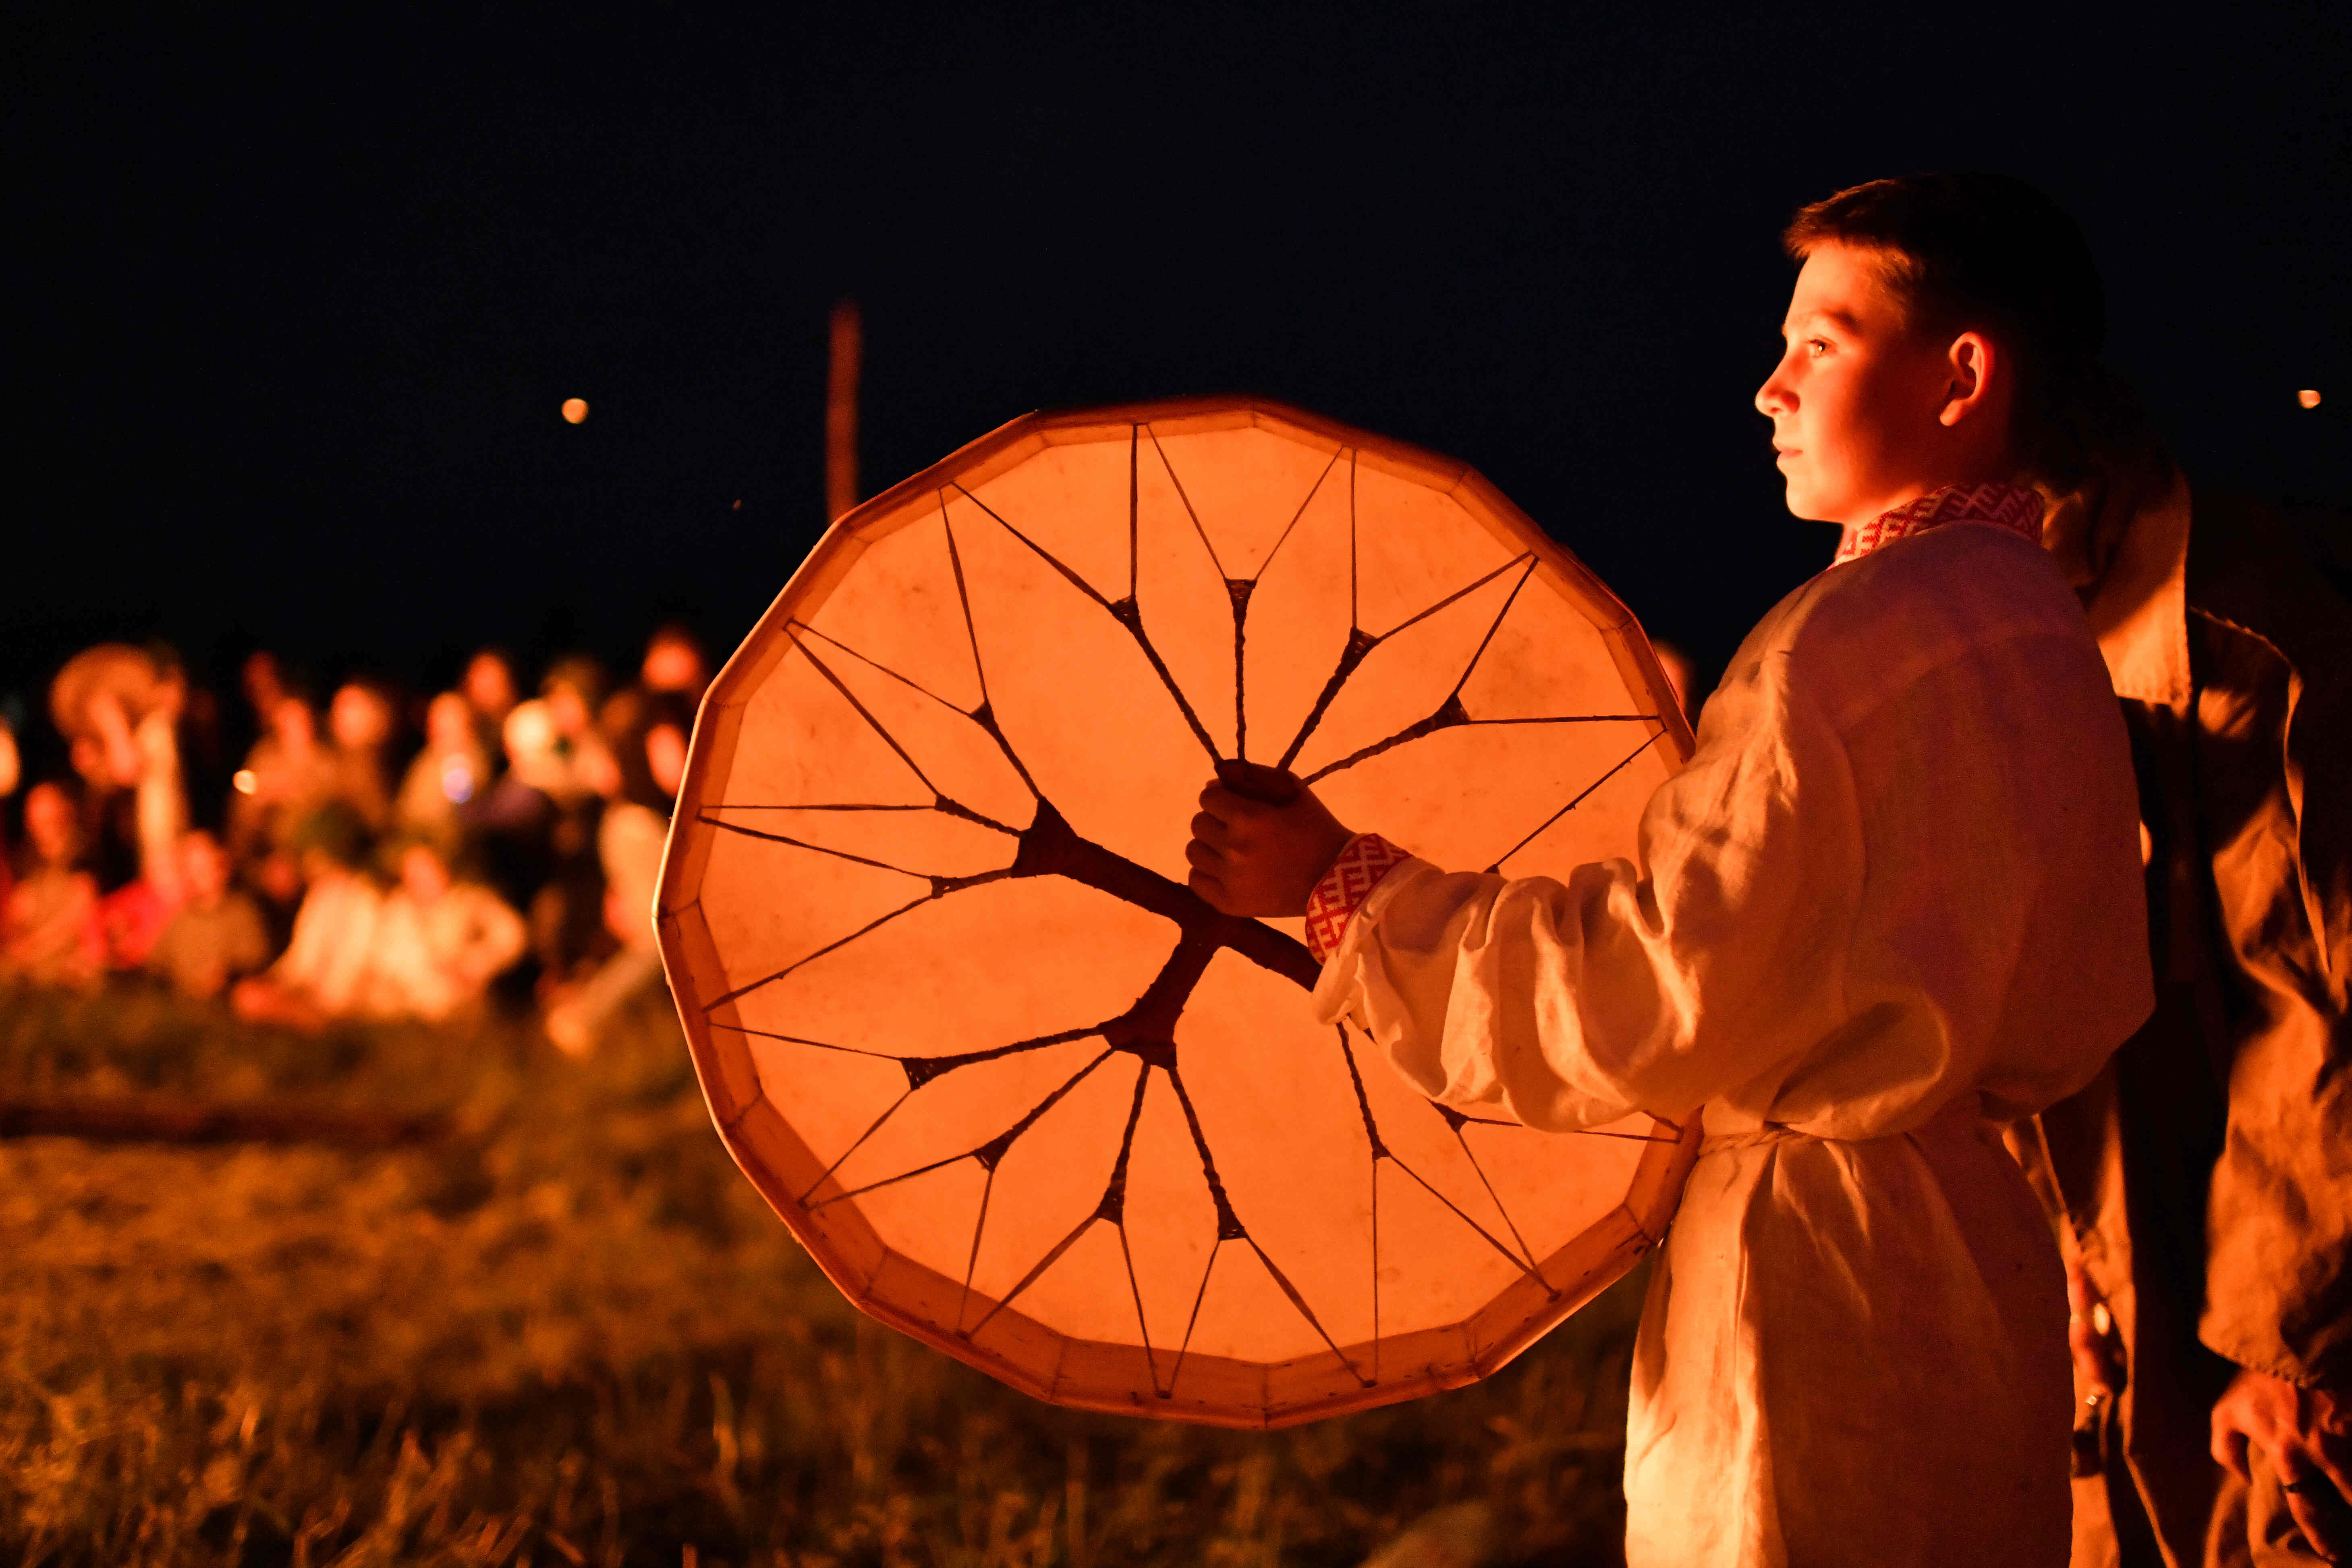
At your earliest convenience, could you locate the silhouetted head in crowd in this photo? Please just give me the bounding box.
[241,651,287,724]
[644,695,691,801]
[423,692,475,755]
[501,699,567,796]
[328,681,396,754]
[539,657,607,743]
[641,625,708,699]
[393,837,453,904]
[23,782,81,869]
[270,696,319,758]
[67,736,116,791]
[461,650,519,727]
[597,689,691,808]
[179,829,231,909]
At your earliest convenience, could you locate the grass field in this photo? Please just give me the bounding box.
[0,983,1641,1568]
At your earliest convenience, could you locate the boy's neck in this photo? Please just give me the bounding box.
[1852,462,2025,525]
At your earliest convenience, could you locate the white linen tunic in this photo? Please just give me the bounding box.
[1311,520,2153,1566]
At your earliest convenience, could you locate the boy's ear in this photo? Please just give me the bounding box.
[1937,331,1999,428]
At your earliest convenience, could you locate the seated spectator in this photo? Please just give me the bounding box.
[228,647,288,814]
[2,782,104,989]
[231,694,340,859]
[458,699,562,915]
[241,651,289,736]
[519,681,617,999]
[640,624,708,701]
[169,661,233,835]
[545,693,687,1054]
[460,648,520,741]
[230,693,343,930]
[53,643,187,913]
[231,805,381,1030]
[144,830,271,1000]
[0,713,19,908]
[497,697,571,799]
[363,836,526,1022]
[395,691,491,837]
[325,678,398,831]
[50,645,166,801]
[643,701,688,800]
[537,657,617,807]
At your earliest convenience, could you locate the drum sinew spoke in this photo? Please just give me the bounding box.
[1273,552,1537,771]
[1485,727,1673,873]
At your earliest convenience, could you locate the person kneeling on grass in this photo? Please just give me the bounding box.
[1186,172,2153,1566]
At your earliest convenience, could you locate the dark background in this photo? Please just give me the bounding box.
[9,4,2348,765]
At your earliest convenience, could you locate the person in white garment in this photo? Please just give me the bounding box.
[232,803,384,1031]
[363,836,526,1023]
[1185,172,2156,1566]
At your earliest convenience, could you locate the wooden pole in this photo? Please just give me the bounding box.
[825,299,862,523]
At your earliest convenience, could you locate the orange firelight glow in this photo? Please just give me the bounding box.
[2298,389,2323,409]
[232,769,259,795]
[561,398,589,424]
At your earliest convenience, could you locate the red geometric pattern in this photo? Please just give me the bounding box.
[1831,481,2045,567]
[1305,832,1413,963]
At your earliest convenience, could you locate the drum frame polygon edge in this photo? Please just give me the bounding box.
[654,396,1703,1429]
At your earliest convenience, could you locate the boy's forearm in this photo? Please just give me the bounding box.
[1311,858,1655,1132]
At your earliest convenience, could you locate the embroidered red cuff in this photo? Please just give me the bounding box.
[1304,833,1410,963]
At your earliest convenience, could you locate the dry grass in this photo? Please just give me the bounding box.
[0,984,1640,1568]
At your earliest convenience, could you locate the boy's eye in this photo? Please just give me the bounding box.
[1806,339,1830,357]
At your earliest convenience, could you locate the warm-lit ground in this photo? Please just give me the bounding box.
[0,985,1640,1568]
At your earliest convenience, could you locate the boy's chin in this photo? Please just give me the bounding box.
[1777,481,1849,526]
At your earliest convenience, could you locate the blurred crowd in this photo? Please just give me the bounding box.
[0,628,707,1053]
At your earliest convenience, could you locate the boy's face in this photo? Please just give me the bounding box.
[1755,241,1966,527]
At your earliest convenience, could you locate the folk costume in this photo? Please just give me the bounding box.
[2021,466,2351,1568]
[1309,484,2154,1567]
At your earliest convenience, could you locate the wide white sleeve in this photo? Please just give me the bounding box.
[1310,654,1867,1131]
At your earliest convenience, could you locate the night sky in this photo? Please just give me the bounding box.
[11,5,2348,751]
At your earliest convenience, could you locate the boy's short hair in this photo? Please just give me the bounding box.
[1784,171,2149,486]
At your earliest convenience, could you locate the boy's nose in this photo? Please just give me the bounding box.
[1755,371,1794,418]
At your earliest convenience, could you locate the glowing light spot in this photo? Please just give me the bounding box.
[232,769,258,795]
[2298,389,2322,409]
[562,398,589,424]
[440,757,477,805]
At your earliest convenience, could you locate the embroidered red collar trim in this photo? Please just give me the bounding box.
[1831,482,2045,566]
